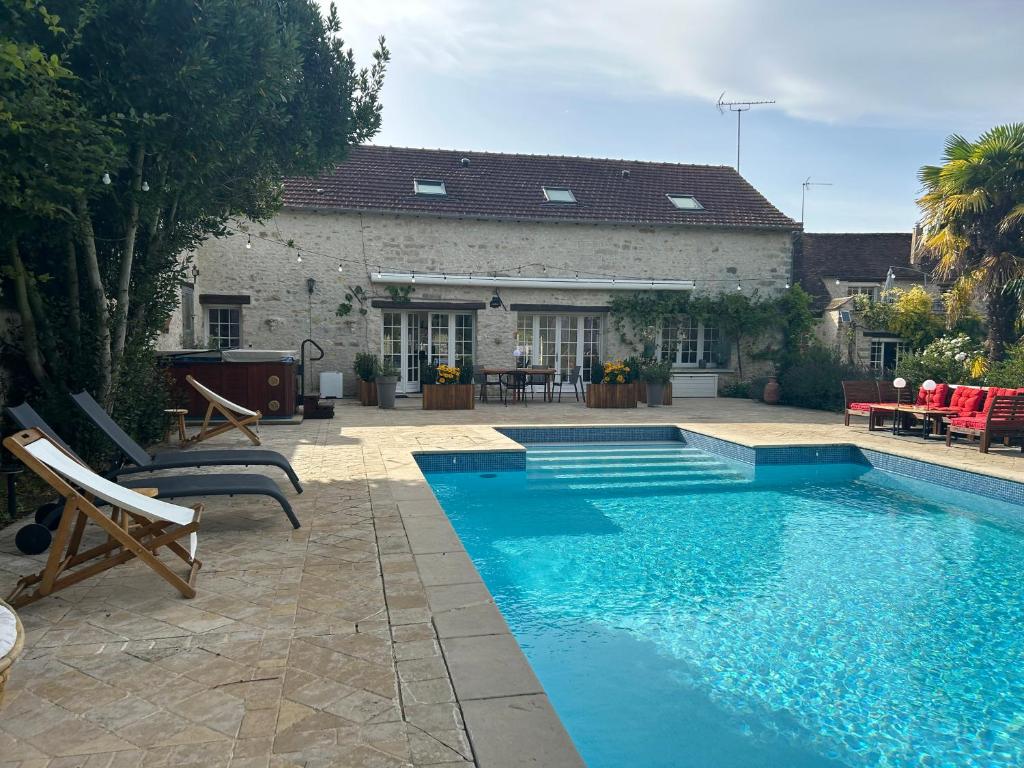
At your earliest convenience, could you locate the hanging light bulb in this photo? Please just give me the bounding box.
[784,282,791,289]
[411,272,416,283]
[337,262,344,273]
[101,172,111,185]
[296,252,302,263]
[141,181,150,192]
[246,235,252,250]
[736,281,742,291]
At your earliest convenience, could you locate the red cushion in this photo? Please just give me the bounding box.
[915,386,928,405]
[848,402,875,412]
[950,416,987,429]
[958,388,985,416]
[928,383,951,407]
[949,387,964,408]
[1016,388,1024,395]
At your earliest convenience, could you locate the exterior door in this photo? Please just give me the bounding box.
[382,311,474,393]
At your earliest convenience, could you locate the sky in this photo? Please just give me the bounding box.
[329,0,1024,233]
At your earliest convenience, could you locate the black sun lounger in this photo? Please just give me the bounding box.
[69,390,302,493]
[6,402,300,529]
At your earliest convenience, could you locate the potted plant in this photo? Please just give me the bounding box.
[376,362,399,409]
[587,360,638,408]
[354,352,379,406]
[640,359,673,407]
[422,361,475,410]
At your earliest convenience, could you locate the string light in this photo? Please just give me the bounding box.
[296,252,302,263]
[337,262,344,273]
[141,181,150,192]
[101,172,111,185]
[736,281,742,291]
[246,235,251,250]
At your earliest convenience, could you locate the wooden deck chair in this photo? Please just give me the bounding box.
[4,429,202,608]
[186,375,262,446]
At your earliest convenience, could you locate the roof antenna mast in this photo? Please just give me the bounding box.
[716,92,776,173]
[801,176,833,225]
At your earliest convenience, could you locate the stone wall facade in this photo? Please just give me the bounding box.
[160,210,794,394]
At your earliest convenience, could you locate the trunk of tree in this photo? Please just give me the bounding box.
[734,337,743,378]
[76,195,112,404]
[985,285,1017,362]
[110,142,145,377]
[66,236,81,341]
[8,240,49,385]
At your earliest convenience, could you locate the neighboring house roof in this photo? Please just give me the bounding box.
[793,232,914,312]
[282,145,798,230]
[825,296,855,312]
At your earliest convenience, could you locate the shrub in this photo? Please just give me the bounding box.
[778,345,873,411]
[895,334,985,386]
[747,376,769,401]
[985,342,1024,387]
[721,380,750,398]
[354,353,379,382]
[640,359,673,384]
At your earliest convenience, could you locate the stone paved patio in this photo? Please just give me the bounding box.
[1,397,1021,767]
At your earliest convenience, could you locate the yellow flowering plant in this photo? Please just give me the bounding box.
[432,363,461,385]
[601,360,631,385]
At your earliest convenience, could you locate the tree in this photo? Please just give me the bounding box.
[918,124,1024,361]
[1,0,387,440]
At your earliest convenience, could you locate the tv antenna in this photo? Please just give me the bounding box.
[716,93,776,172]
[801,176,833,225]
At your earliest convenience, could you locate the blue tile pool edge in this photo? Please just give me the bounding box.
[411,425,1024,507]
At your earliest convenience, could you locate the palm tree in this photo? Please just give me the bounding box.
[918,123,1024,360]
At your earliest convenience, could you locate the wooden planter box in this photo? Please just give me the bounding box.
[635,381,673,405]
[357,379,378,406]
[586,383,637,408]
[423,384,475,410]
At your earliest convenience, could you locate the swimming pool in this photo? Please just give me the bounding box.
[423,441,1024,768]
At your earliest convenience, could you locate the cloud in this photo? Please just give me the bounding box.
[334,0,1023,126]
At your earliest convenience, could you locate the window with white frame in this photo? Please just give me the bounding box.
[846,284,879,300]
[658,317,724,367]
[207,306,241,349]
[516,314,603,381]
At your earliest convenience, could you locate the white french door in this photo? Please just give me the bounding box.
[382,311,474,393]
[515,314,603,384]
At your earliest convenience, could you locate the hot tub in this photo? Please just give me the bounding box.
[161,350,298,419]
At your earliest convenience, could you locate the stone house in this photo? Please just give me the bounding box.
[159,146,797,396]
[794,231,944,372]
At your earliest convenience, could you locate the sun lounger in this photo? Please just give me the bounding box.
[4,429,202,607]
[186,375,262,445]
[69,390,301,492]
[6,403,300,529]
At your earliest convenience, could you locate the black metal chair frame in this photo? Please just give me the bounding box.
[500,371,529,406]
[474,368,503,402]
[552,366,585,403]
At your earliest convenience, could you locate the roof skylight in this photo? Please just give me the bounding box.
[542,186,576,203]
[413,178,447,196]
[667,194,703,210]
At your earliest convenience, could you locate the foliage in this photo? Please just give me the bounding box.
[428,363,461,385]
[601,361,631,385]
[985,341,1024,387]
[336,285,368,318]
[1,0,388,455]
[458,359,475,385]
[639,359,673,384]
[377,361,399,379]
[853,286,945,350]
[385,285,414,303]
[353,352,378,382]
[720,380,750,398]
[895,334,986,386]
[588,358,603,386]
[778,345,874,412]
[610,286,813,377]
[918,124,1024,360]
[771,284,816,370]
[621,356,643,383]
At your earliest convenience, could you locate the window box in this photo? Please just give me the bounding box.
[422,384,475,410]
[586,383,637,409]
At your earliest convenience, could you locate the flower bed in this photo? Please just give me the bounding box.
[587,383,637,408]
[422,363,475,410]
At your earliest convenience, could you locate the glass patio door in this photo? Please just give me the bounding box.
[515,314,603,385]
[382,311,474,393]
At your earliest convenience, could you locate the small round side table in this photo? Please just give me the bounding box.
[164,409,189,445]
[0,598,24,706]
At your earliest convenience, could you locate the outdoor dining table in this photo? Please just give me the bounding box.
[868,403,959,438]
[481,367,558,402]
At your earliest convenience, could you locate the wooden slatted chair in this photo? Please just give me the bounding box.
[945,395,1024,453]
[842,380,880,426]
[4,429,202,608]
[186,375,262,446]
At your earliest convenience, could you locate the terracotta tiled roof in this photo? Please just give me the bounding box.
[283,145,798,230]
[793,232,914,312]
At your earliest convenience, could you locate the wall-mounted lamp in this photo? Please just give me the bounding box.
[306,277,316,295]
[489,289,505,310]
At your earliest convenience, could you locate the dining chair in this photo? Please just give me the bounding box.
[474,367,502,402]
[500,371,528,406]
[552,366,584,402]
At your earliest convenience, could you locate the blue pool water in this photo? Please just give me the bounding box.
[423,442,1024,768]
